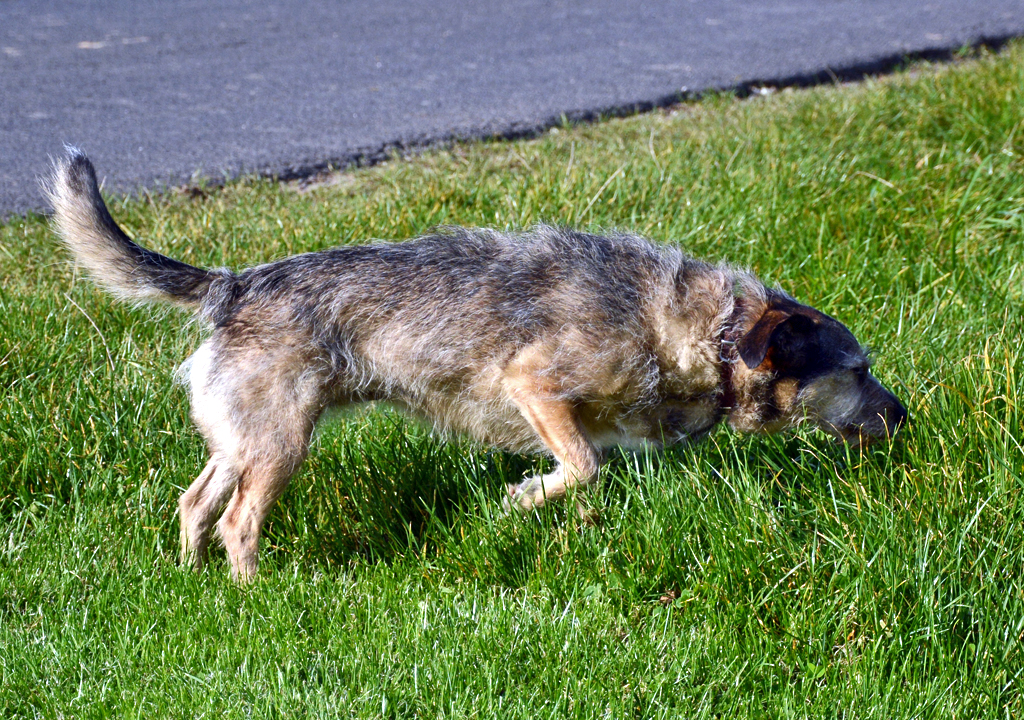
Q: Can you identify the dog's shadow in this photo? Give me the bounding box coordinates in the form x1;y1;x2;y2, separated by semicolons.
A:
256;410;541;569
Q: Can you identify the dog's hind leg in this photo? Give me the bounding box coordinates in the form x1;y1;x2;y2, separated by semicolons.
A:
184;339;324;581
502;373;601;516
211;367;321;582
178;457;240;569
215;428;311;582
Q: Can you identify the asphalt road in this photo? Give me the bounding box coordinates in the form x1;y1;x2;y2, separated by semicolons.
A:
3;0;1023;217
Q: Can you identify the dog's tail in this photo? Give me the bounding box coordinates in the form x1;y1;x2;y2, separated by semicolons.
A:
45;148;235;313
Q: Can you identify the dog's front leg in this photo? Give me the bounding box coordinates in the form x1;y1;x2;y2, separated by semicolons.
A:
502;376;601;516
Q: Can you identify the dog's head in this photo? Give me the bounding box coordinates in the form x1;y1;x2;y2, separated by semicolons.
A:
730;293;907;445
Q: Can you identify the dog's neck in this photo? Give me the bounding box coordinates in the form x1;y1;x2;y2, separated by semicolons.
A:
718;287;784;434
718;293;750;417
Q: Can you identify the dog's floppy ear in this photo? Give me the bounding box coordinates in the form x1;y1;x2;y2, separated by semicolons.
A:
736;308;817;369
736;308;791;369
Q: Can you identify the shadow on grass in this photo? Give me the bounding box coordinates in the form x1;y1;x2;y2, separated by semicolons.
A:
259;409;541;570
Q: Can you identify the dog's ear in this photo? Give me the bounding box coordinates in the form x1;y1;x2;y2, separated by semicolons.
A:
736;309;817;370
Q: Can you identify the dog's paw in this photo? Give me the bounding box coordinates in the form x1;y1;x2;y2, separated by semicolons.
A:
502;475;547;514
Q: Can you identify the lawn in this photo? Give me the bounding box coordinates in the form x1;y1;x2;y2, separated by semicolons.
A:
1;43;1022;718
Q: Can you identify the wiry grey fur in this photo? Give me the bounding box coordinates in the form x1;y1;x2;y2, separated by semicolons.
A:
47;150;907;581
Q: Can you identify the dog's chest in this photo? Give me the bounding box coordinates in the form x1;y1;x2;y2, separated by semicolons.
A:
579;389;721;450
579;341;724;448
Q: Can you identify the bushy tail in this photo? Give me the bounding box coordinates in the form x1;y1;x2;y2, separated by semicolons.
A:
45;148;233;310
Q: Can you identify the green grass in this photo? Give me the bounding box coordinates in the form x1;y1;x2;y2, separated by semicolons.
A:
2;44;1024;718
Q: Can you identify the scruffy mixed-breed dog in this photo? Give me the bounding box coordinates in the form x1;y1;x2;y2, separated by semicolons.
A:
48;150;906;581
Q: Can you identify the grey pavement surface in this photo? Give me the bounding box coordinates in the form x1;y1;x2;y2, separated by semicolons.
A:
2;0;1024;218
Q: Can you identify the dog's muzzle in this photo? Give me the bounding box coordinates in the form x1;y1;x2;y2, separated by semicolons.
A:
836;380;908;447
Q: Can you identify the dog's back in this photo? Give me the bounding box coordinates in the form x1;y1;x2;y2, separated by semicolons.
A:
221;227;687;411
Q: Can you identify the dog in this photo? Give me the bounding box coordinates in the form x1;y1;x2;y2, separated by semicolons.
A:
47;150;907;581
